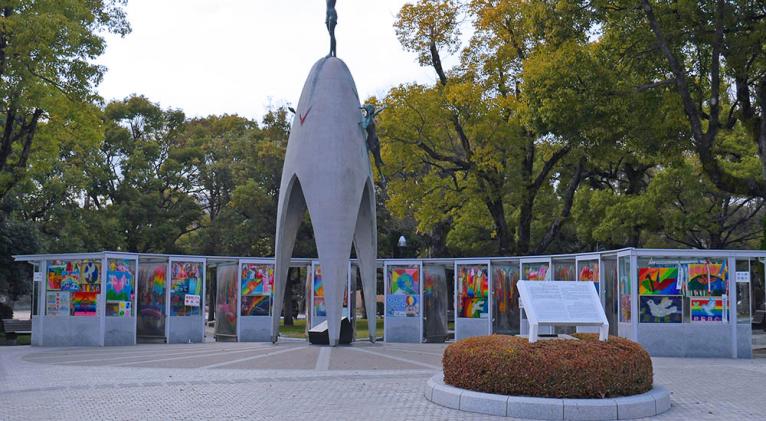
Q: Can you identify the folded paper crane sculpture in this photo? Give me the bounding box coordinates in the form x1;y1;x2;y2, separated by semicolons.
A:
271;57;378;346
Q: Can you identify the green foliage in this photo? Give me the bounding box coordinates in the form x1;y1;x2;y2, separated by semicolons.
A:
0;0;129;200
0;213;38;300
442;334;653;398
395;0;462;67
597;0;766;198
645;159;764;248
1;0;765;268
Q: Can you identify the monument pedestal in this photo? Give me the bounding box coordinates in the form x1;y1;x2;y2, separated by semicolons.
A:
308;317;353;345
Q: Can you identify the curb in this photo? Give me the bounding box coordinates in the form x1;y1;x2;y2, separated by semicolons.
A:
425;373;671;420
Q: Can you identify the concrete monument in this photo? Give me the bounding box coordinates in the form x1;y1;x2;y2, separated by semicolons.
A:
272;3;377;346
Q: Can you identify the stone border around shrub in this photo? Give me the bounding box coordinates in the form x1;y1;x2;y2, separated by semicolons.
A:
425;373;671;420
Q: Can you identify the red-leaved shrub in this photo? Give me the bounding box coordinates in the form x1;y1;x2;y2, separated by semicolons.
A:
442;334;652;398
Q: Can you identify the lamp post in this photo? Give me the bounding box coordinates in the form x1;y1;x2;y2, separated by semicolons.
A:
393;235;407;258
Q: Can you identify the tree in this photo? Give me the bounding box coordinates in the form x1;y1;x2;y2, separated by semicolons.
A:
89;95;202;253
647;157;764;249
0;0;129;201
601;0;766;198
0;211;38;301
385;0;603;255
181;114;256;255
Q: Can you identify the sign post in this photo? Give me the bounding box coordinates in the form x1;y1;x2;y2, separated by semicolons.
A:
517;281;608;343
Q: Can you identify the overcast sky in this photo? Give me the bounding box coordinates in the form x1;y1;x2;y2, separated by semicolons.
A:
97;0;462;121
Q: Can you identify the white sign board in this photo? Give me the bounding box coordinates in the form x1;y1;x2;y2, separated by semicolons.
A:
735;271;750;283
184;294;201;307
33;272;43;283
517;281;608;343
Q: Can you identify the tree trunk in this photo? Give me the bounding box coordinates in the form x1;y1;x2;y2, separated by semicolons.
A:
533;158;585;254
624;162;650;247
207;274;215;322
517;139;536;254
486;196;512;255
428;220;451;257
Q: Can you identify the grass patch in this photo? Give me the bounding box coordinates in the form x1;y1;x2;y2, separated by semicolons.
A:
279;318;383;340
0;333;30;346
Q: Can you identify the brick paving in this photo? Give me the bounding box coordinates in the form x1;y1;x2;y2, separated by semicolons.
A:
1;340;765;420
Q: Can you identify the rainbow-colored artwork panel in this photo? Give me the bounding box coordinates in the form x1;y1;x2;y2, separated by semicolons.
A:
47;262;65;290
106;260;134;302
578;261;599;283
492;265;519;316
523;263;548;281
313;297;326;318
638;267;680;295
690;297;724;323
457;264;489;319
137;263;166;337
240;264;274;296
139;265;166;319
687;263;727;296
71;291;98;316
390;267;419;295
59;261;81;292
620;294;631;322
216;265;238;335
313;265;324;298
578;260;600;293
170;262;202;316
387;265;420;317
241;295;270;317
554;262;576;281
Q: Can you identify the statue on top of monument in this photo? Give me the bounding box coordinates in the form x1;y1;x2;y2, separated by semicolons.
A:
326;0;337;57
361;103;386;181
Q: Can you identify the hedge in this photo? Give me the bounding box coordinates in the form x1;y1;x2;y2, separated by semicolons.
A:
442;334;652;398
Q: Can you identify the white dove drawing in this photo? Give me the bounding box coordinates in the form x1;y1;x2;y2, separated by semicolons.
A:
701;298;717;316
646;297;678;318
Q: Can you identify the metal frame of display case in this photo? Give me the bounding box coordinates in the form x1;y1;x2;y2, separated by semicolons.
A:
103;253;140;346
454;260;492;340
488;259;521;336
383;260;424;343
166;256;206;344
237;258;275;342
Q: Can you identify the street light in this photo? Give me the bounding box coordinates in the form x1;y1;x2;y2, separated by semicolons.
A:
397;235;407;248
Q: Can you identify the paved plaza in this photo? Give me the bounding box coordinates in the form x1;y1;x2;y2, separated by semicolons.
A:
1;340;765;420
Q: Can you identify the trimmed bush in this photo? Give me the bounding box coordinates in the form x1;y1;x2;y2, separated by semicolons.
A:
442;334;652;398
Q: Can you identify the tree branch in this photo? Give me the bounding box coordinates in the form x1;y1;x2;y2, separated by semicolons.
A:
533;158;585;254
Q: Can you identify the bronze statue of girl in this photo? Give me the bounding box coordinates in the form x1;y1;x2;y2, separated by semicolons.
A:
326;0;337;57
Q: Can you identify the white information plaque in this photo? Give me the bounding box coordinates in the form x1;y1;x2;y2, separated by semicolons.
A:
184;294;201;307
735;271;750;283
517;281;608;343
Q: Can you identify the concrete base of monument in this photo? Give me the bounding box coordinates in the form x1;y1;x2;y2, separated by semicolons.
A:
425;373;671;420
308;317;353;345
